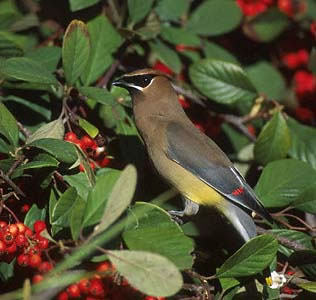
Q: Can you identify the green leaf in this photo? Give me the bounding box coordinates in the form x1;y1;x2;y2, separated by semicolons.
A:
62;20;90;85
123;202;194;270
216;235;278;278
70;195;86;240
75;146;96;186
52;187;78;227
246;8;289;42
69;0;100;12
0;102;18;146
203;41;239;65
93;165;137;236
78;86;116;105
189;59;257;104
287;117;316;169
83;169;121;227
155;0;190;21
269;229;313;257
64;172;92;200
128;0;154;25
297;282;316;293
0;57;58;85
186;0;242;36
108;250;183;297
0;260;15;282
28;138;78;164
81;15;122;86
16;153;59;171
24;204;46;229
246;61;286;99
0;34;23;58
25;46;61;72
78;118;99;139
254;112;291;165
160;26;200;46
150;40;182;73
291;183;316;214
10;13;39;32
26;118;64;144
49;188;58;224
255;159;316;208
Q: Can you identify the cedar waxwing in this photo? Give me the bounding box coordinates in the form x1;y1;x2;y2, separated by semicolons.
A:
113;69;273;280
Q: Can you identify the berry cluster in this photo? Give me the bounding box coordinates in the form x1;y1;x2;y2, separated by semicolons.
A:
236;0;275;16
282;49;309;69
0;220;52;272
56;261;165;300
64;132;111;171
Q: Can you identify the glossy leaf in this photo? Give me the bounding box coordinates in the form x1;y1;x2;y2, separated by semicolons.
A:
24;204;46;229
69;0;99;12
52;187;78;227
0;102;18;146
246;61;286;99
62;20;90;85
160;26;200;46
25;46;61;72
128;0;154;25
216;235;278;278
186;0;242;36
255;159;316;207
75;146;95;187
150;40;182;73
70;195;86;240
269;229;313;257
78;86;116;105
291;183;316;214
123;202;194;270
26;118;64;144
78;118;98;139
254;112;291;165
28;138;78;164
245;8;289;42
16;153;59;171
83;169;121;227
203;41;239;64
81;15;122;85
155;0;190;21
190;59;257;104
63;173;92;201
108;250;183;297
1;57;58;85
297;282;316;293
287;117;316;169
0;34;23;58
93;165;137;235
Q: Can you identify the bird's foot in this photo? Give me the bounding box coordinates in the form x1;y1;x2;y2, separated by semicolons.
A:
168;210;185;225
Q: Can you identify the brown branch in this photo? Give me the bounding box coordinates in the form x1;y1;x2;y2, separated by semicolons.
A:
0;170;25;197
17;122;31;138
97;59;121;88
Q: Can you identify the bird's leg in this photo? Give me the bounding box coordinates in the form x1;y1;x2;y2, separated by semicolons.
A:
169;197;200;223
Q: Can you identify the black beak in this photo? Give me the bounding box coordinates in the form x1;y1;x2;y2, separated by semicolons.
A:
112;77;127;88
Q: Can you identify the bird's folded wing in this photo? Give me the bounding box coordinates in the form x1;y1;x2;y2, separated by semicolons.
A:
165;122;272;223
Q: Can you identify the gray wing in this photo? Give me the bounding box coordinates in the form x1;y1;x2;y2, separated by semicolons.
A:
165;122;272;223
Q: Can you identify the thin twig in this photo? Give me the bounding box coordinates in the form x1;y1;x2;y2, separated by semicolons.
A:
0;170;25;197
97;59;121;88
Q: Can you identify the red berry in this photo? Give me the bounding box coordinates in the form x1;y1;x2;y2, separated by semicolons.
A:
3;232;15;245
80;135;96;149
295;107;314;122
0;221;7;229
16;223;26;234
78;278;91;294
98;157;111;168
153;61;173;75
33;220;46;234
15;234;28;247
0;240;7;254
178;95;190;109
96;261;114;273
67;283;81;298
38;261;53;273
6;243;17;254
32;274;44;284
58;291;69;300
89;279;105;297
28;246;42;256
79;164;85;172
21;204;30;214
65;132;79;144
29;254;42;268
8;224;19;237
25;227;33;238
17;254;30;266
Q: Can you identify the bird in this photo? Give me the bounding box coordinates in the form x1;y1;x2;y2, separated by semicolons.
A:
112;68;273;282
